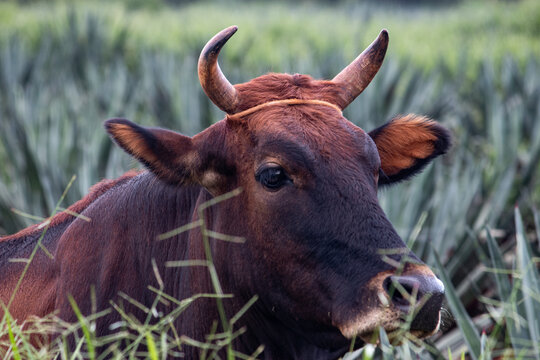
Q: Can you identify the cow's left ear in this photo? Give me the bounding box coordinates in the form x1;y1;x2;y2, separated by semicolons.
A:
105;118;197;185
368;115;451;185
105;119;230;193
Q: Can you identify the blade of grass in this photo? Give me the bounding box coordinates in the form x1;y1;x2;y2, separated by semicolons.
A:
146;331;159;360
68;295;96;360
379;327;393;360
433;250;481;360
514;207;540;360
5;312;21;360
484;226;530;355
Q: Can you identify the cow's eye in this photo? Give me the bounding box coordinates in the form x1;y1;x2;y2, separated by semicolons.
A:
256;165;290;190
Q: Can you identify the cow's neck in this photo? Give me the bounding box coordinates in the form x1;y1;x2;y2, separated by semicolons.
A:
232;304;351;359
128;174;350;359
175;302;351;359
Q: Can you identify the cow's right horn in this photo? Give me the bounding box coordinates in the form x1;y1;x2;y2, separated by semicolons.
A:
198;26;240;114
332;29;389;109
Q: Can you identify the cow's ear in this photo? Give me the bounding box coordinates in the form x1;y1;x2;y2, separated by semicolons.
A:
368;115;451;185
105;118;199;185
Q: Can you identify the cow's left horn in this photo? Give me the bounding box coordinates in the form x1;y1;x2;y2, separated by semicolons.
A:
198;26;240;114
332;29;389;109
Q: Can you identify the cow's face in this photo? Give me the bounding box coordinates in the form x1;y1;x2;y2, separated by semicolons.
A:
105;26;449;344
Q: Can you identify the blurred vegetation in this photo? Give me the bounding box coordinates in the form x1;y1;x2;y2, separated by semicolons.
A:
0;0;539;359
0;0;539;74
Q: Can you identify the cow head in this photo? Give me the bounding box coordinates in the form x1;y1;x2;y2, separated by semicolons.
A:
105;26;449;347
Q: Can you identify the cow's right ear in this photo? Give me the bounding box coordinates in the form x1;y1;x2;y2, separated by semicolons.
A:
368;115;451;185
105;119;198;185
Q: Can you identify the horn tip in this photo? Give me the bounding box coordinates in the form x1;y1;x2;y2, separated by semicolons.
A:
198;26;240;114
199;25;239;64
379;29;389;42
223;25;238;38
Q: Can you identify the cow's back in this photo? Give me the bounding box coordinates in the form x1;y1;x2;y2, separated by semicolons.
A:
0;171;140;321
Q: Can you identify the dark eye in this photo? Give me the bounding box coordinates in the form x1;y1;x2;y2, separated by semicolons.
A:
256;165;290;190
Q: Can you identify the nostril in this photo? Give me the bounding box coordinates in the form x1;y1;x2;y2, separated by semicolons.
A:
396;282;415;301
384;276;421;308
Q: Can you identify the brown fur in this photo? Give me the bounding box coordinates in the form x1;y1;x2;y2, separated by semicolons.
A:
234;73;350;111
372;115;438;175
369;114;451;184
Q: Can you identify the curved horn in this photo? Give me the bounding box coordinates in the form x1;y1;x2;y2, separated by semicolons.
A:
198;26;240;114
332;29;389;108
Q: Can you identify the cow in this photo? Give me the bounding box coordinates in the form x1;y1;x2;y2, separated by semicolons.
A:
0;26;450;359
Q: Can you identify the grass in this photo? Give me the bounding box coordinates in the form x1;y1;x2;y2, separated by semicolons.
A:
0;0;539;74
0;0;539;358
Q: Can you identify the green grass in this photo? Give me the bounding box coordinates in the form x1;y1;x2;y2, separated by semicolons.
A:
0;0;539;74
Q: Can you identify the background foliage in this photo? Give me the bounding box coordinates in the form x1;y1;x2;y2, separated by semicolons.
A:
0;0;539;359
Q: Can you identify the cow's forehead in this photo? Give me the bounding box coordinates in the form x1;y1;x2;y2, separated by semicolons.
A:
230;104;379;170
222;72;382;169
248;103;354;134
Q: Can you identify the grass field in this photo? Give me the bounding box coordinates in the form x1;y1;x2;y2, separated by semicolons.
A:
1;0;539;358
0;0;539;73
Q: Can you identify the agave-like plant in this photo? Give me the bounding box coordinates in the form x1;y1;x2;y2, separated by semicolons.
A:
430;208;540;360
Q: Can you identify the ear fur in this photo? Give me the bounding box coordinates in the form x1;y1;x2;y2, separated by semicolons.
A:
104;118;197;185
369;115;451;185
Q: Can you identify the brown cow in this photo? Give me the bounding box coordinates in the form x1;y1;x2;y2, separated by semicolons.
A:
0;26;450;359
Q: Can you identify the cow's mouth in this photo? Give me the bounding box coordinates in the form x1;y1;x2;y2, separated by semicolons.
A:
335;264;445;344
337;307;442;345
360;316;441;345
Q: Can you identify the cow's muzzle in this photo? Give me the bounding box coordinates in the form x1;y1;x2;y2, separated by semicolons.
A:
383;273;445;334
336;264;445;342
